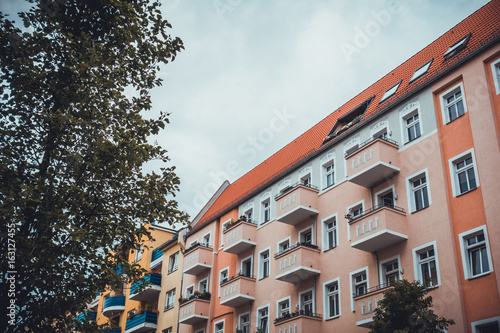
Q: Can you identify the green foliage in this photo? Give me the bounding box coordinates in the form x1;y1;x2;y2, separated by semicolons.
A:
370;279;455;333
0;0;187;331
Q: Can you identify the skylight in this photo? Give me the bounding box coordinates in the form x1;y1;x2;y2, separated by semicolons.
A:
444;34;471;59
410;59;433;83
380;81;402;103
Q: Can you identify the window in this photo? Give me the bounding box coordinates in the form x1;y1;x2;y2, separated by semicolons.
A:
472;316;500;333
277;298;290;318
382;259;400;285
299;227;312;245
404;112;421;143
168;252;179;274
301;173;311;186
220;268;228;285
244;208;253;223
323;215;337;251
259;249;270;279
134;245;143;262
413;243;440;288
380;81;402;103
353;271;367;297
491;58;500;95
459;226;493;279
410;59;433;83
202;232;211;246
376;187;394;208
165;289;175;311
323;162;335;189
186;285;194;298
262;199;271;224
239;313;250;333
278;238;290;254
162;328;172;333
257;307;269;333
440;83;467;124
449;149;479;197
199;278;208;293
221;220;230;246
444;34;470;59
214;319;224;333
407;170;430;212
347;201;364;220
324;279;340;319
241;257;252;277
300;290;313;315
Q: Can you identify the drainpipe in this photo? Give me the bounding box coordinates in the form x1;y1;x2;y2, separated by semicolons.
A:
314;216;318;246
374;251;380;288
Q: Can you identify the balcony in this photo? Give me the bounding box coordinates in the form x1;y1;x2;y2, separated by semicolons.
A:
129;272;161;301
220;273;256;307
349;204;407;253
353;284;392;328
345;137;399;188
76;311;97;323
275;183;319;226
179;297;211;325
223;219;257;255
183;243;213;276
124;310;157;333
274;243;321;284
102;295;125;317
149;248;163;270
274;312;322;333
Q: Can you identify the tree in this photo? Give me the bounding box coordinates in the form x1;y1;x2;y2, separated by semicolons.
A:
0;0;187;331
370;279;455;333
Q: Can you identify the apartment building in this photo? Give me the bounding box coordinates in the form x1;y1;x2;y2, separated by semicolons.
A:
88;223;181;333
178;2;500;333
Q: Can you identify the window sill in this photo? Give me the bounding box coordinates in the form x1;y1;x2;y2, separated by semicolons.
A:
410;205;430;214
455;186;478;198
325;315;340;321
404;134;422;145
467;271;491;281
167;268;178;275
445;113;466;125
322;246;337;253
258;276;269;281
164;305;174;312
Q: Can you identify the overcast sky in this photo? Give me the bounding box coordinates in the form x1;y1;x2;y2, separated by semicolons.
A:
1;0;490;223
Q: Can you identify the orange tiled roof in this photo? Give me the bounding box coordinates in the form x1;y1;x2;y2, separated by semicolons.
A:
190;0;500;232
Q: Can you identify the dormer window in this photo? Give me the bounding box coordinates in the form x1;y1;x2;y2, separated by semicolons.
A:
380;81;402;103
410;59;433;83
444;34;471;59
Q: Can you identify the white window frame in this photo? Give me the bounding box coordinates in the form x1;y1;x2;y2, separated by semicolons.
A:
323;277;341;320
374;185;395;208
322;160;335;190
299;287;315;314
406;168;432;213
401;107;422;144
163;328;173;333
322;213;338;252
185;284;194;298
261;197;271;226
380;80;402;103
439;82;467;124
448;148;480;197
277;236;291;254
238;312;251;333
276;296;291;319
471;316;500;333
350;267;369;311
168;251;179;274
491;58;500;95
198;277;209;293
412;241;441;288
189;239;199;248
256;304;269;333
258;247;271;280
165;288;175;311
244;208;253;223
202;231;211;247
298;225;313;245
221;219;231;246
134;245;143;262
240;255;253;277
459;225;493;280
410;59;433;83
444;34;470;59
379;255;401;286
213;318;225;333
218;267;229;297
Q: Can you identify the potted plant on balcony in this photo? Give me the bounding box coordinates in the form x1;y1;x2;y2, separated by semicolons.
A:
239;215;247;222
255;327;264;333
178;297;186;304
193;290;201;299
201;291;211;300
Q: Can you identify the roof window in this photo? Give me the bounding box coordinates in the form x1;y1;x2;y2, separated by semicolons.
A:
410;59;433;83
444;34;471;59
380;81;402;103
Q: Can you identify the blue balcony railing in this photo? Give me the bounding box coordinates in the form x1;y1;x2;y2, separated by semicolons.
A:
76;311;97;322
103;296;125;310
125;310;157;330
151;249;163;262
129;273;161;295
103;328;121;333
